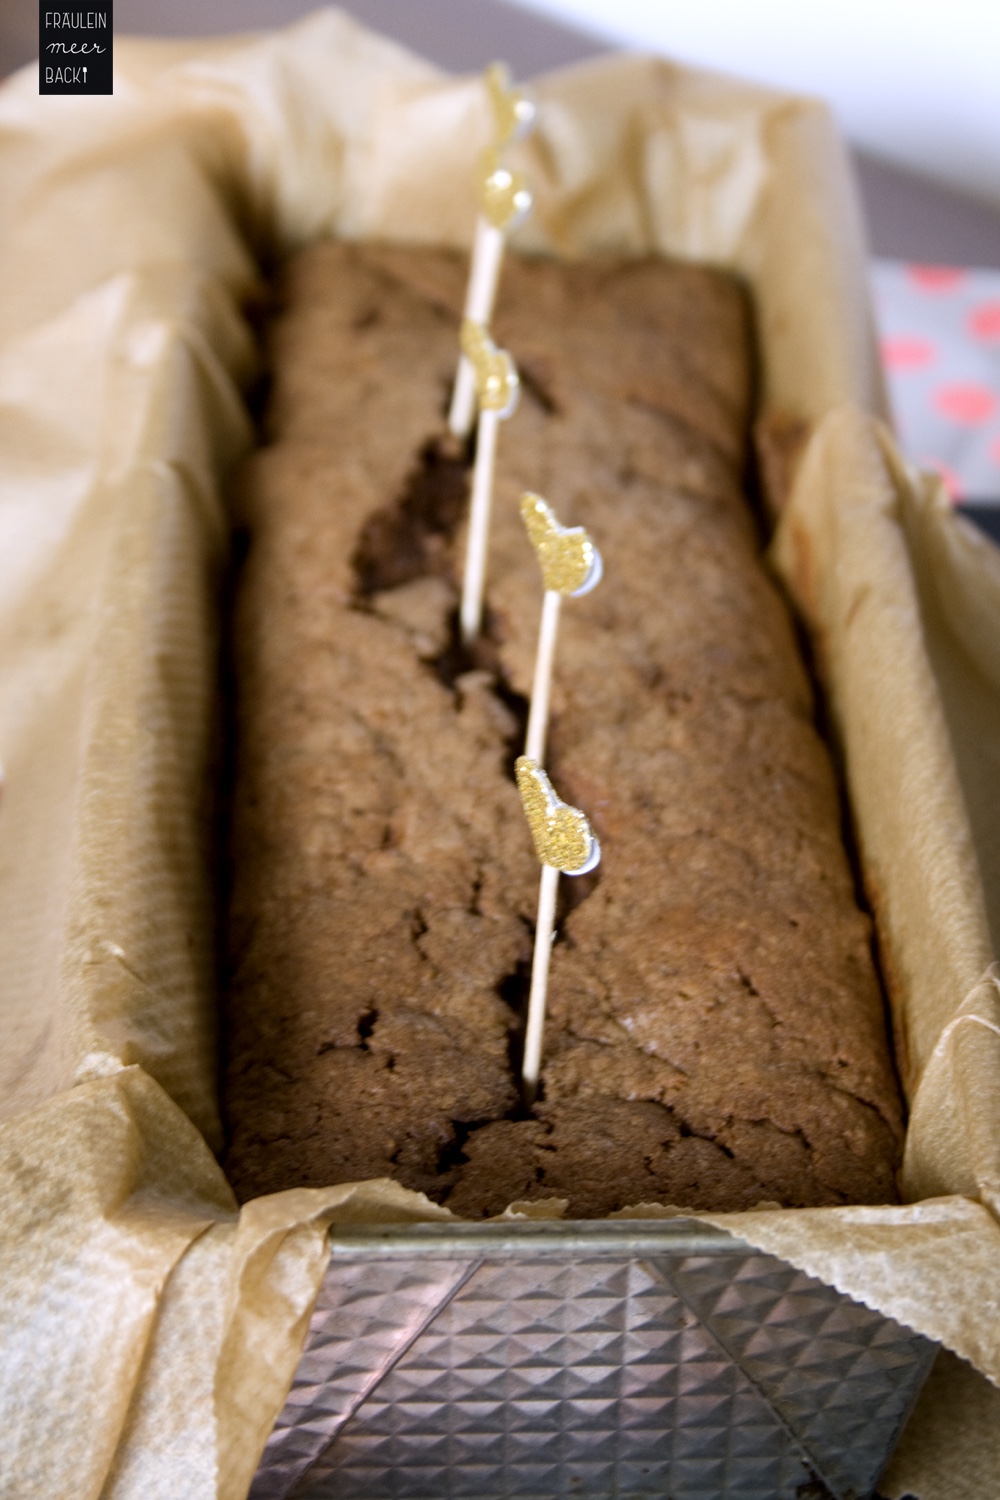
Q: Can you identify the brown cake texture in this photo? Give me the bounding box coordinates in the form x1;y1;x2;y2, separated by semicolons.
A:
223;241;904;1215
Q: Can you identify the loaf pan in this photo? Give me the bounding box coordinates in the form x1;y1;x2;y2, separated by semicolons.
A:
250;1219;935;1499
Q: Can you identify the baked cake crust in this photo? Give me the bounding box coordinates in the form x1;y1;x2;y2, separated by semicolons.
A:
222;242;903;1216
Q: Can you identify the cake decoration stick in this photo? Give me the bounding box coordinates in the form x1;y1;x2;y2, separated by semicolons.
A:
516;757;600;1102
459;323;519;645
520;493;603;762
448;64;535;439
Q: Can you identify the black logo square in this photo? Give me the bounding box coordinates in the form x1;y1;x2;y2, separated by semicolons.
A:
40;5;114;95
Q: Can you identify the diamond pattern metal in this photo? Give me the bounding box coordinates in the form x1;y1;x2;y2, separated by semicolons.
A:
249;1258;473;1498
664;1252;935;1499
249;1222;934;1500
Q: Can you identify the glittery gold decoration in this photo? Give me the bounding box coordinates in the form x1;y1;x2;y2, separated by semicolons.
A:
516;757;600;875
485;62;536;147
520;492;601;596
461;318;519;414
478;147;532;231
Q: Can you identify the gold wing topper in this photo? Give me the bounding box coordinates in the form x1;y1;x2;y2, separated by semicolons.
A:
516;757;601;875
520;492;603;596
461;319;520;416
478;147;532;231
485;61;536;148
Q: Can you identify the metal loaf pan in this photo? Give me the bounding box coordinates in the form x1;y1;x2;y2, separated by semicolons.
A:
250;1219;935;1499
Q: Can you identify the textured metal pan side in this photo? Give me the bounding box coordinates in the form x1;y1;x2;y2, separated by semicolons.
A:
250;1220;936;1500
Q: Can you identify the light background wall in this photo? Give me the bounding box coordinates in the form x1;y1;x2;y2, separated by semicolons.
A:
516;0;1000;213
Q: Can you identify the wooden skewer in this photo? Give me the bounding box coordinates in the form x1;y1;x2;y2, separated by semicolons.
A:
460;407;500;644
522;862;559;1101
448;217;506;439
524;590;561;763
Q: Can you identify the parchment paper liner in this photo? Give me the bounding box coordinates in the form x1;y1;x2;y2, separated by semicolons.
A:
0;11;997;1496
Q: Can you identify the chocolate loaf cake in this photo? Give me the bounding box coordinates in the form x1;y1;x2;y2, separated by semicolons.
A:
222;241;903;1216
